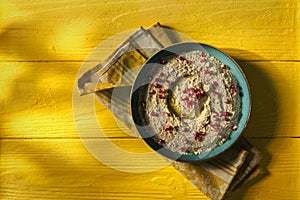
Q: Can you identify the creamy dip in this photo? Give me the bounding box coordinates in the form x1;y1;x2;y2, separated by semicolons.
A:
139;50;241;155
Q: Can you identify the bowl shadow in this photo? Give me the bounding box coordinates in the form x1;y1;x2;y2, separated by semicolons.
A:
222;49;279;199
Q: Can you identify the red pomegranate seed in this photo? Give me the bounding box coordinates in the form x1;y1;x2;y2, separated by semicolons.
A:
153;82;161;88
151;111;158;116
225;112;232;116
195;135;200;141
181;97;188;101
185;60;191;65
222;116;230;121
201;52;207;57
179;55;185;60
200;91;206;96
159;88;165;93
203;70;209;74
182;127;189;132
163;112;170;117
188;93;195;98
211;81;218;87
221;64;227;69
196;91;201;98
159;94;165;99
140;101;146;108
232;90;237;96
165;125;173;132
158;139;165;144
149;89;156;94
230;84;236;89
224;99;230;104
160;59;166;64
232;125;238;130
200;58;206;63
198;131;206;136
183;88;189;93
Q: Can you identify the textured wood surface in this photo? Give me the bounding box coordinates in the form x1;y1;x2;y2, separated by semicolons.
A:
1;0;300;199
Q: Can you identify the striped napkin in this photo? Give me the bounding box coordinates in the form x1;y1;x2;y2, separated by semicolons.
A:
78;23;262;199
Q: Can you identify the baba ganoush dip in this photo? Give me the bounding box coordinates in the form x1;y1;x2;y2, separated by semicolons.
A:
138;50;241;155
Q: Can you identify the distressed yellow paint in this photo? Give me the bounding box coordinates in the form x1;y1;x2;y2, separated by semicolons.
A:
0;0;300;199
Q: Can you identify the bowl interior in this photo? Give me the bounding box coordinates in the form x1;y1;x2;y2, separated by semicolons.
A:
131;42;251;162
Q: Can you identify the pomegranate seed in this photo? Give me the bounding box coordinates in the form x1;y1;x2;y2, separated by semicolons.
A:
198;131;206;136
181;114;187;119
158;139;165;144
193;87;200;93
181;97;188;101
179;55;185;60
232;125;238;130
232;90;237;96
159;88;165;93
155;77;160;82
221;64;227;69
163;112;170;117
222;116;230;121
203;70;209;74
187;103;192;108
187;100;194;106
224;99;230;104
140;101;146;108
151;111;158;116
149;89;156;94
185;60;191;65
159;94;165;99
196;91;201;98
183;88;189;93
153;82;161;88
224;112;232;116
217;134;223;138
195;135;200;141
212;111;218;116
200;58;206;63
200;91;206;96
210;71;217;75
182;127;189;132
188;93;195;98
211;81;218;87
201;52;207;57
230;84;236;89
160;59;166;64
216;125;222;130
165;125;173;132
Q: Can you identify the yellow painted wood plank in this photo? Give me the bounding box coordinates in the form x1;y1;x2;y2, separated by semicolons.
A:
0;138;299;199
0;0;298;61
1;61;299;139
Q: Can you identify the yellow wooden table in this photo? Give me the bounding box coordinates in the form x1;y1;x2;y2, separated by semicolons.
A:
1;1;299;199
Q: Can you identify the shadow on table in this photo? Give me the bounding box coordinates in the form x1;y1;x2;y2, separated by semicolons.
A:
223;49;278;200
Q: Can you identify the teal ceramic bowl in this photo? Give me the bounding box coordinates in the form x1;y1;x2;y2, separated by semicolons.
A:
131;42;251;162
